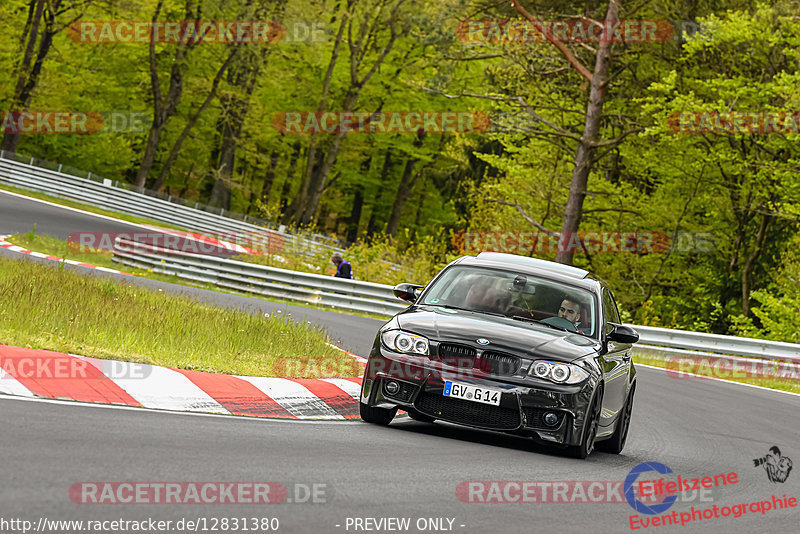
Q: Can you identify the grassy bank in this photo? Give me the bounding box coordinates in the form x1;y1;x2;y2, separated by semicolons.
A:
0;257;359;377
7;230;203;287
633;351;800;395
10;228;120;270
7;231;391;320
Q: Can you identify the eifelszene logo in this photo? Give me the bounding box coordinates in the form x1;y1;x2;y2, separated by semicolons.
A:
625;462;678;515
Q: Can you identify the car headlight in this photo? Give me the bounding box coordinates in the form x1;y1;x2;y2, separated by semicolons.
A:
381;330;429;355
528;360;589;384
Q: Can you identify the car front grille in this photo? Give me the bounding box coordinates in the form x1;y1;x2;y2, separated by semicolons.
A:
523;407;566;429
415;391;521;430
438;343;477;358
382;380;416;403
437;344;520;377
478;351;520;376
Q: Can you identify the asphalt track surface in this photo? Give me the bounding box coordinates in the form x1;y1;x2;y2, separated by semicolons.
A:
1;189;799;533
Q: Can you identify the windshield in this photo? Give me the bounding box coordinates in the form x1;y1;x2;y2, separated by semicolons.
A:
421;265;597;337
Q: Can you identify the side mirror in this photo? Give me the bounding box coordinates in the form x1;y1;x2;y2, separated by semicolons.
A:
607;323;639;344
393;283;424;304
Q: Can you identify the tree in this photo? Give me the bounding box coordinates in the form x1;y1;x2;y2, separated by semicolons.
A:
286;0;408;225
134;0;204;189
1;0;93;153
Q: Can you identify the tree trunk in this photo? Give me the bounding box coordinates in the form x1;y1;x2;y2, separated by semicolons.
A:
386;158;417;236
555;0;620;265
151;47;240;191
134;0;199;188
366;151;393;237
741;213;771;317
286;2;350;223
260;150;281;202
346;187;364;243
290;0;403;225
1;0;57;153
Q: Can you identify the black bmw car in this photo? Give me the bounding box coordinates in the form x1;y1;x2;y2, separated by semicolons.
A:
360;252;639;459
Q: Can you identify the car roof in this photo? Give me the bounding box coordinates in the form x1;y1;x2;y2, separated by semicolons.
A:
454;252;602;293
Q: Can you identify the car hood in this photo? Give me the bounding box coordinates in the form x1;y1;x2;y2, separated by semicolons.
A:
396;306;601;362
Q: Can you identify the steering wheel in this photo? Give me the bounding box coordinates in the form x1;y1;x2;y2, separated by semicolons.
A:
540;316;578;332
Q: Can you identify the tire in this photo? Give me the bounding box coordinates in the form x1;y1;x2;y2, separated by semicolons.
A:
406;409;435;423
566;390;601;459
360;402;398;425
596;387;634;454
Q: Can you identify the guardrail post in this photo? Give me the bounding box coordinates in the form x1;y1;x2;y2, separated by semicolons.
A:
58;163;62;172
29;157;34;165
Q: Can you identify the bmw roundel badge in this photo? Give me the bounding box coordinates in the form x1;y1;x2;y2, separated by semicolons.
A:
476;338;490;345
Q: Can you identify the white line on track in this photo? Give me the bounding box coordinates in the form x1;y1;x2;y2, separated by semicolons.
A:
636;363;800;398
0;369;35;397
76;357;232;414
0;188;158;232
320;378;362;399
236;376;344;419
0;393;360;424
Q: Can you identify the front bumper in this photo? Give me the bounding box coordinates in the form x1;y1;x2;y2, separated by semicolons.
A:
361;346;598;447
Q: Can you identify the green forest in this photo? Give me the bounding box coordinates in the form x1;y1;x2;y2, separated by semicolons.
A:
1;0;799;342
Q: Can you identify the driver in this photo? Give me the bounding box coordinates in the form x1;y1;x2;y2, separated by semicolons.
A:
558;297;584;330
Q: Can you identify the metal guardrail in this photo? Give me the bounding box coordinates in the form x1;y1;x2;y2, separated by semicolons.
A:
629;325;800;362
111;236;800;361
0;151;343;257
112;237;408;317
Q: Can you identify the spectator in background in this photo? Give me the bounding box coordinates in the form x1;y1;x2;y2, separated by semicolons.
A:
331;253;353;279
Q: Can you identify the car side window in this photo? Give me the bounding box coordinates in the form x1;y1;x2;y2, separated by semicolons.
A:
602;288;620;335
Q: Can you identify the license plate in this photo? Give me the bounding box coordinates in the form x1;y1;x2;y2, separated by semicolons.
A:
443;381;501;406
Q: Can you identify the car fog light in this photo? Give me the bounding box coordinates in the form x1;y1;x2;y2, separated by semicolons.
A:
385;380;400;395
544;412;559;426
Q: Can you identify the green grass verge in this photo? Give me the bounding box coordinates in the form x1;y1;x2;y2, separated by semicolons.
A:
0;256;361;378
7;231;392;321
8;230;203;287
633;350;800;395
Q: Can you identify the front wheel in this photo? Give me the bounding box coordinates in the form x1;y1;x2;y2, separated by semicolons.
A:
566;391;601;459
596;387;634;454
360;403;398;425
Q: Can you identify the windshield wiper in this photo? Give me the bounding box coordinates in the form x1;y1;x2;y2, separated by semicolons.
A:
512;315;571;332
